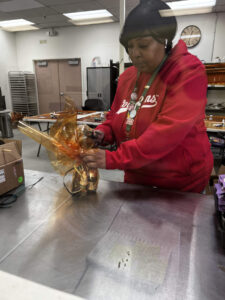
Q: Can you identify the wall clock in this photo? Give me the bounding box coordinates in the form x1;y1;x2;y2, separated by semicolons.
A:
180;25;201;48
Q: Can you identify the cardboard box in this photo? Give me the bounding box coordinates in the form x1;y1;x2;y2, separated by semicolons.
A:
0;139;24;196
218;164;225;176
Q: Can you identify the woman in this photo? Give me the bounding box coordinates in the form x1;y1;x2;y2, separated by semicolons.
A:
81;0;213;193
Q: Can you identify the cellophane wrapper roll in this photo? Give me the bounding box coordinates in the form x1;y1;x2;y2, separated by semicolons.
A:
18;98;99;195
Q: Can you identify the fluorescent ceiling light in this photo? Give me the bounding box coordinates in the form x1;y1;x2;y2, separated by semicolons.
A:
3;25;39;32
64;9;112;20
0;19;38;31
0;19;34;27
69;18;114;26
161;0;216;16
166;0;216;10
64;9;114;25
160;7;213;16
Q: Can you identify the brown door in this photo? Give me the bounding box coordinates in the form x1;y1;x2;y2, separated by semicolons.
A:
35;59;82;114
35;60;60;113
58;59;82;110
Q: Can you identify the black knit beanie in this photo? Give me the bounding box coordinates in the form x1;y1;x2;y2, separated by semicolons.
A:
120;0;177;53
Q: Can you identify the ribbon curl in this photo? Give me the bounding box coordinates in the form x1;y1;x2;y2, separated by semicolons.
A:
18;97;99;195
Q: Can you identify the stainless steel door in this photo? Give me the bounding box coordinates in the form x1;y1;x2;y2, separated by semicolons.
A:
87;67;110;110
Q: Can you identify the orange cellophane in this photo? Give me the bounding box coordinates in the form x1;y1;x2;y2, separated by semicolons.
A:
18;97;99;194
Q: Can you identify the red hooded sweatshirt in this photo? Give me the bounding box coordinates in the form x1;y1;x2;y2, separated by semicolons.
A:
97;40;213;193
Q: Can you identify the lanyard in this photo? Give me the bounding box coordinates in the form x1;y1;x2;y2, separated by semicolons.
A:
125;54;168;137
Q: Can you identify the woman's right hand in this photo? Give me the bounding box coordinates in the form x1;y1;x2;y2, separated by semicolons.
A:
91;130;104;145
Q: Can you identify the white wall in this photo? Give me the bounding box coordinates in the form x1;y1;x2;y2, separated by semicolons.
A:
174;13;225;106
213;12;225;60
1;11;225;109
15;23;120;105
174;13;217;62
0;30;18;110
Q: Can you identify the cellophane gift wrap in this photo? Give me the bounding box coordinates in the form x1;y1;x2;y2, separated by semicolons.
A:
18;98;99;195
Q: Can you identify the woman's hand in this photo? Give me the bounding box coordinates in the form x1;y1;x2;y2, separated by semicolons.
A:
81;149;106;169
92;130;104;145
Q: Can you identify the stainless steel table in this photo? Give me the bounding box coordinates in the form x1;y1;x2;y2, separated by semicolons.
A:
0;170;224;300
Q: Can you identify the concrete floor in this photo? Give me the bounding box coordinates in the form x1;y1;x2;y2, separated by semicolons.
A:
12;125;124;183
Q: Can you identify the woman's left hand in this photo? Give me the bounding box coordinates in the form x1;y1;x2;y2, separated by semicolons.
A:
81;149;106;169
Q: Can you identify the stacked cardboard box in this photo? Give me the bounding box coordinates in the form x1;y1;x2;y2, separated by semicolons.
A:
0;139;24;196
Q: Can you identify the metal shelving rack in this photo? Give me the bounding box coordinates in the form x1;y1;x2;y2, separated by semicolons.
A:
8;71;38;116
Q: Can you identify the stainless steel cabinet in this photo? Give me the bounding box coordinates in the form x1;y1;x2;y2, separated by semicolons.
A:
87;67;111;110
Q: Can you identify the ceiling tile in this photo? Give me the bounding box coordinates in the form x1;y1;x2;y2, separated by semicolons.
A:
36;0;89;5
26;14;68;24
95;0;119;9
96;0;139;10
52;1;103;14
106;7;119;20
8;7;58;18
0;10;12;21
0;0;224;31
36;21;71;29
216;0;225;4
127;0;139;10
214;4;225;12
0;0;43;12
103;1;139;20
